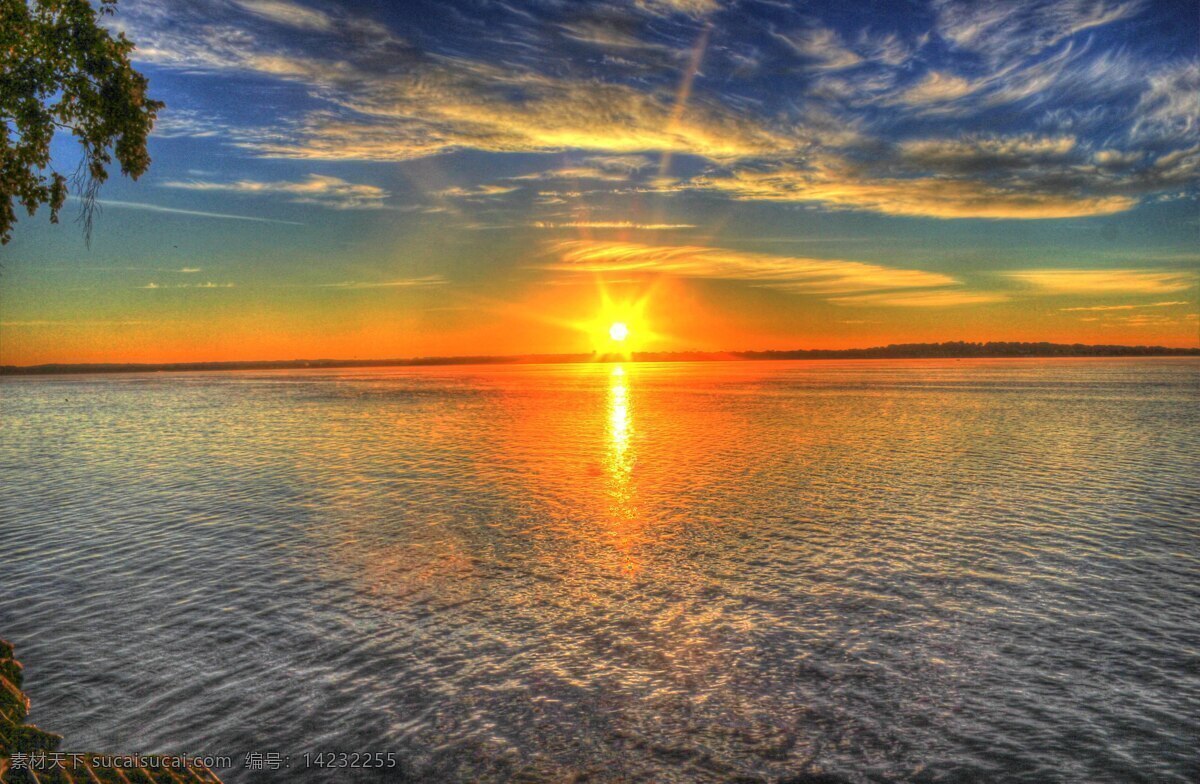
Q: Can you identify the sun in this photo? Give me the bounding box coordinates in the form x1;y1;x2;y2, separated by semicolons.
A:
572;281;659;355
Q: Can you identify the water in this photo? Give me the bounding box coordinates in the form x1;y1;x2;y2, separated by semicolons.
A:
2;359;1197;783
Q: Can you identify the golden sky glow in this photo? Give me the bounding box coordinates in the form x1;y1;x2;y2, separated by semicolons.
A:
0;0;1196;365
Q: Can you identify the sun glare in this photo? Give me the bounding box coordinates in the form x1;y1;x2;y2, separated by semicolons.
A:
568;278;662;356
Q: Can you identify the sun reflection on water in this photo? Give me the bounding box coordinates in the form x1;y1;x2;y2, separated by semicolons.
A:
604;364;641;574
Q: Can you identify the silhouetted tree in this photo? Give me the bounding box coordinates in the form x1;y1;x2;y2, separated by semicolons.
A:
0;0;161;245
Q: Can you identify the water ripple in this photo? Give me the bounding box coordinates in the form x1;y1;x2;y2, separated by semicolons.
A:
1;359;1197;783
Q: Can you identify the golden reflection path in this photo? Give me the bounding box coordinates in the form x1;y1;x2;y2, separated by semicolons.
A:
605;364;643;575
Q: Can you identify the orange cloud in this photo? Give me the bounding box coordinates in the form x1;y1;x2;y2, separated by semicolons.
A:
547;240;959;294
829;290;1009;307
1060;300;1190;311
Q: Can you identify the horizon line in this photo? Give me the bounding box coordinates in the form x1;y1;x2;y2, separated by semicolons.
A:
3;340;1199;376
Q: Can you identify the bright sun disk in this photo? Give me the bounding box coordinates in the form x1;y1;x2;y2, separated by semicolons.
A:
609;322;630;342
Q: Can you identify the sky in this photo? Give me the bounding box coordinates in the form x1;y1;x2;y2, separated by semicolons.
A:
1;0;1198;365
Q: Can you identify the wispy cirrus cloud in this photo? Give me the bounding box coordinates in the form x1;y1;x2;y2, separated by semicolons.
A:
898;71;979;105
511;166;632;183
933;0;1142;62
531;221;696;230
511;156;656;183
897;134;1077;170
1111;313;1192;327
162;175;388;209
314;276;447;289
436;185;520;199
251;82;796;162
587;155;655;174
682;130;1198;219
139;281;235;289
150;107;230;138
1131;60;1200;142
687;161;1135;219
634;0;720;17
230;0;334;32
771;22;916;72
115;2;797;162
546;240;958;294
560;19;677;52
91;198;303;225
1005;269;1197;294
770;26;863;70
114;0;1196;223
884;29;1145;122
829;290;1009;307
1061;300;1190;311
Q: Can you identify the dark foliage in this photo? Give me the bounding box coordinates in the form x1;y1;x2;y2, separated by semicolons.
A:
0;0;161;245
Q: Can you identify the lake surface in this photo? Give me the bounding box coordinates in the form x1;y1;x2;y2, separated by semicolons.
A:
2;359;1198;783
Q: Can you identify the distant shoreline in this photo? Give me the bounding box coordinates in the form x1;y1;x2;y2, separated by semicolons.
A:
2;341;1198;376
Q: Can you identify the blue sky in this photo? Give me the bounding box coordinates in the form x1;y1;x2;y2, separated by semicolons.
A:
2;0;1197;363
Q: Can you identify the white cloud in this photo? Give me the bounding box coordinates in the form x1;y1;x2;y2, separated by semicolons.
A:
139;281;235;289
231;0;333;31
633;0;720;17
92;198;302;225
934;0;1141;62
1132;60;1200;142
899;71;979;105
771;27;863;70
162;175;389;209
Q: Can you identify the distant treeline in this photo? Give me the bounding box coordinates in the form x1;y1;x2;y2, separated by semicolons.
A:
731;341;1200;360
2;341;1197;375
